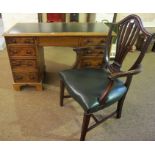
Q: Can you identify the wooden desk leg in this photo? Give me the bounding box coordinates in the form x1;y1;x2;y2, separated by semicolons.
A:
13;83;43;91
13;84;21;91
35;84;43;91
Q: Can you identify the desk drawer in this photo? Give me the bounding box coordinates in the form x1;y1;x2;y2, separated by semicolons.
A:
11;59;37;71
79;37;106;46
79;56;104;68
6;37;34;44
38;37;79;46
13;72;39;82
8;45;36;57
80;48;103;57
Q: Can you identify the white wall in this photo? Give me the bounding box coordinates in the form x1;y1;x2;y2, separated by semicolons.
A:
2;13;38;32
0;13;38;50
95;13;155;26
79;13;87;23
117;13;155;27
42;13;47;22
66;13;87;23
96;13;114;22
0;18;5;50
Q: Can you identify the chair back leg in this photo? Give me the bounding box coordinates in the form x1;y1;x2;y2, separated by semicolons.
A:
80;113;91;141
117;76;132;118
60;80;65;106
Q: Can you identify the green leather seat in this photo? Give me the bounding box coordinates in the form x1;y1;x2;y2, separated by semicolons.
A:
59;68;127;113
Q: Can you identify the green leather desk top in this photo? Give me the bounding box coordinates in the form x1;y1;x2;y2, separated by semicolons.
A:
4;22;115;37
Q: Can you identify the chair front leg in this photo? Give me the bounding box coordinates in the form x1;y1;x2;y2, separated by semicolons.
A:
60;80;65;107
116;94;126;118
80;113;91;141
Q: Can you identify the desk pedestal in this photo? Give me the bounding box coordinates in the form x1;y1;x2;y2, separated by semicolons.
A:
5;36;107;91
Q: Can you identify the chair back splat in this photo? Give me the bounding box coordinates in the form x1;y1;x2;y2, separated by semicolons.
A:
109;15;153;72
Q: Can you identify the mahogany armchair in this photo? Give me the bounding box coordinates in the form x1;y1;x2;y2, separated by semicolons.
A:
59;15;153;140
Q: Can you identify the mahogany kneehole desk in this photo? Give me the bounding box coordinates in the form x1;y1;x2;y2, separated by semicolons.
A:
4;22;113;91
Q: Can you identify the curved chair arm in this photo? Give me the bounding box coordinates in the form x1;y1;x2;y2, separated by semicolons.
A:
108;65;142;80
98;65;141;105
98;80;114;105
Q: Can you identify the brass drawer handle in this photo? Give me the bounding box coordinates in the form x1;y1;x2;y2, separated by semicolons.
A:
84;39;93;44
12;62;21;67
11;39;17;43
10;49;18;54
26;50;32;55
27;62;33;66
29;75;36;80
100;39;105;43
25;39;33;43
15;75;23;80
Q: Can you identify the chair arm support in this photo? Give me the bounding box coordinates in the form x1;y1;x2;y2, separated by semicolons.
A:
108;66;142;80
98;66;141;105
99;80;114;105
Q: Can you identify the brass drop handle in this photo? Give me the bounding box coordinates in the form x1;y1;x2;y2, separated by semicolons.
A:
27;61;33;66
25;39;32;43
15;75;23;80
100;39;105;43
13;61;21;66
29;75;36;80
11;39;17;43
26;50;32;55
84;39;93;44
11;49;18;54
83;62;91;67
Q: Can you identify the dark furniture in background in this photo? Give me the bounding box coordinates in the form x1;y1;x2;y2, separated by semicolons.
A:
70;13;79;22
59;15;153;140
47;13;66;22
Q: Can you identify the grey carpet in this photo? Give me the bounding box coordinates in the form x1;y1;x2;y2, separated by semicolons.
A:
0;47;155;140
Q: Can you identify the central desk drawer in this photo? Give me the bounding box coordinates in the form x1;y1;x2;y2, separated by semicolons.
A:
38;37;79;46
8;45;36;57
79;37;107;46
